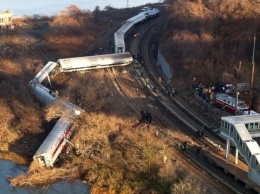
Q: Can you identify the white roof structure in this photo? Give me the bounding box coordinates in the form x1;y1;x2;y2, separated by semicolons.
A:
34;61;57;83
0;11;12;26
221;114;260;124
58;52;133;71
235;123;253;141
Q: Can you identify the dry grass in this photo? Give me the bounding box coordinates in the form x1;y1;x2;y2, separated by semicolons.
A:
2;4;225;193
9;111;214;193
163;0;260;78
162;0;260;109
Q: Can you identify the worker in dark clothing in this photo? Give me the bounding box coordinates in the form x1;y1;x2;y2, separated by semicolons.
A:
140;110;145;123
200;129;204;137
143;111;152;124
147;112;152;124
181;141;187;151
196;147;202;156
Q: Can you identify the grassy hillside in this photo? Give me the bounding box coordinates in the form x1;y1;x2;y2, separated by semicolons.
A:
160;0;260;110
1;5;223;194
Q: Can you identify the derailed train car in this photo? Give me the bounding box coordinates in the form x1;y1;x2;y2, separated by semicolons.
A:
114;7;160;53
57;52;133;72
33;116;74;167
31;8;158;168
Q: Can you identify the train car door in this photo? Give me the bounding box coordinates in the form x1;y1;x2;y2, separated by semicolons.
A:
117;46;123;53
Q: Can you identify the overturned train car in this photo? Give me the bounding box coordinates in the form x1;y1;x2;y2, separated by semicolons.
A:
57;52;133;72
33;116;74;167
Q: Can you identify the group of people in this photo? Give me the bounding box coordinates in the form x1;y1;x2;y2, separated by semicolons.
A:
140;110;152;124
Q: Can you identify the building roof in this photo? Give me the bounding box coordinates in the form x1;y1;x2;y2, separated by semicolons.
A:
221;114;260;124
0;11;13;17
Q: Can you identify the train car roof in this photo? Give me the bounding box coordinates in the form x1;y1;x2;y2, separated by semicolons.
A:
0;11;13;17
58;52;133;68
216;93;245;104
118;22;133;34
235;124;253;141
246;140;260;155
34;61;57;83
127;12;146;23
144;8;160;15
119;13;146;34
221;114;260;124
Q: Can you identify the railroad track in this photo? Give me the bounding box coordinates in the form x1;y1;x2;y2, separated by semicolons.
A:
31;16;256;194
105;19;256;194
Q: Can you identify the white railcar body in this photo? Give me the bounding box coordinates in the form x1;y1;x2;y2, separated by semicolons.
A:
144;8;160;18
57;52;133;72
114;8;160;53
31;8;160;168
114;32;125;53
34;61;58;83
29;81;57;106
29;81;83;116
33;116;73;167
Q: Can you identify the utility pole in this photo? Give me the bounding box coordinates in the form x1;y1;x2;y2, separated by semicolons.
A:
127;0;129;8
249;35;256;109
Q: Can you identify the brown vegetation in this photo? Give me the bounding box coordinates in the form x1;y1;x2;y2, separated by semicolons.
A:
1;4;228;194
161;0;260;110
10;112;218;193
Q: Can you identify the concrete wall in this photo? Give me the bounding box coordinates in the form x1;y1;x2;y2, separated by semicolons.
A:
157;49;172;79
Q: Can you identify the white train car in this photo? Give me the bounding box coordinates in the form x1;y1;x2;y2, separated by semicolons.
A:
29;81;83;115
114;8;160;53
30;8;160;168
33;116;74;167
57;52;133;72
144;8;160;18
114;31;125;53
29;80;57;106
34;61;58;83
220;115;260;186
114;13;146;53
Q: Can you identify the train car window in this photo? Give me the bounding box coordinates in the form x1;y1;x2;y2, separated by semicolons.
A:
238;137;242;145
249;123;254;129
256;123;259;129
245;124;249;129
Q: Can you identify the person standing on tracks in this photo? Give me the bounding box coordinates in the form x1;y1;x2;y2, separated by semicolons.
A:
196;147;202;156
147;112;152;124
217;145;221;153
182;141;187;151
158;76;162;84
140;110;145;123
145;111;152;124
